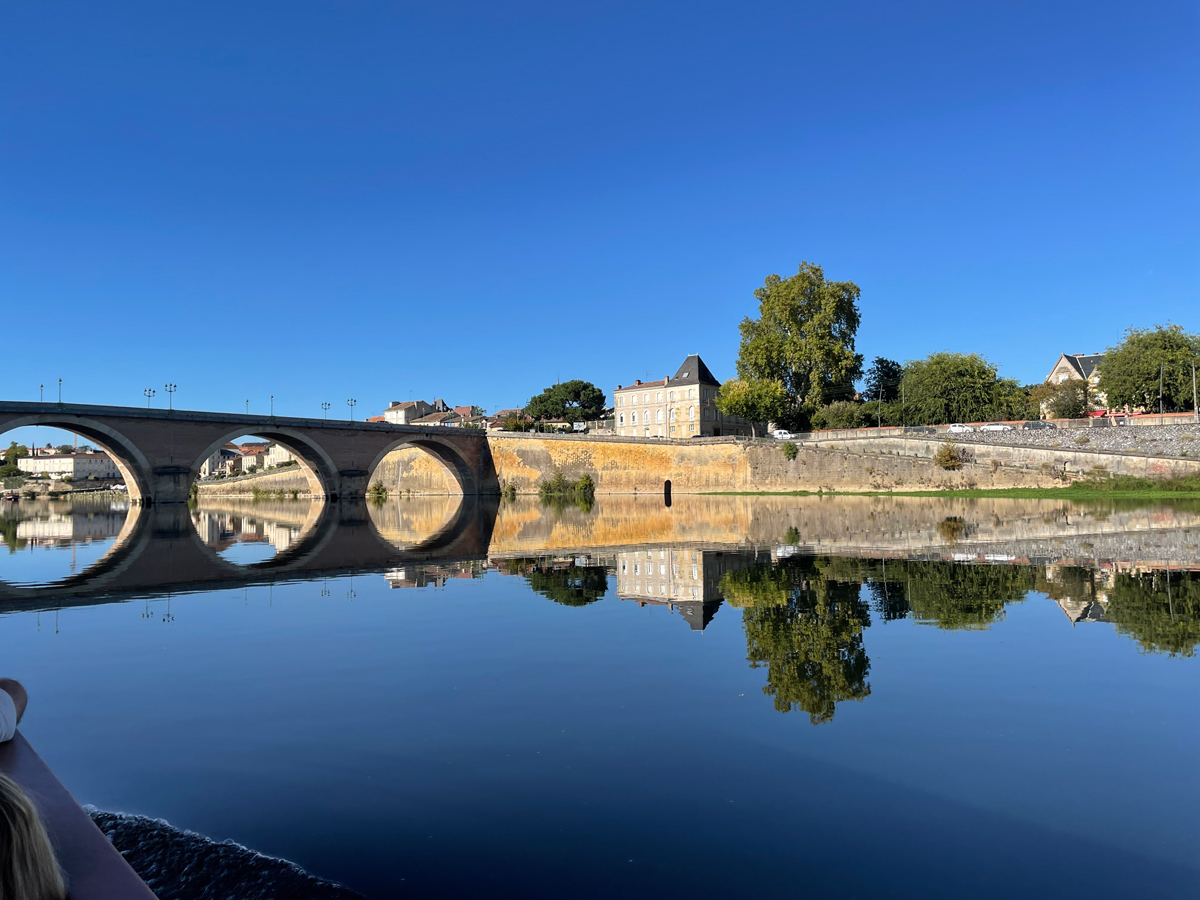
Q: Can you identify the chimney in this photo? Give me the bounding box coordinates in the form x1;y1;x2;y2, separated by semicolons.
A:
635;380;641;385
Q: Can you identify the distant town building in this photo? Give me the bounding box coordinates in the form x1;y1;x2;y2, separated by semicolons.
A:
199;444;242;478
383;400;434;424
613;354;756;438
264;443;296;468
17;451;121;481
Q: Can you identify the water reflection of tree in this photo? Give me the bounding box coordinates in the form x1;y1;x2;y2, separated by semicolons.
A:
0;512;23;553
499;558;608;607
722;558;871;724
1105;571;1200;657
881;561;1033;631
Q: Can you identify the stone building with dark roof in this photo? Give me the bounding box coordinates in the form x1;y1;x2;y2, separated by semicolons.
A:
1046;352;1108;408
612;353;757;438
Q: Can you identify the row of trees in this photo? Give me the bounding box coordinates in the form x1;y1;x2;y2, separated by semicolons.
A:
715;262;1199;430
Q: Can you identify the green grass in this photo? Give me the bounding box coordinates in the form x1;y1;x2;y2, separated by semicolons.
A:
700;475;1200;500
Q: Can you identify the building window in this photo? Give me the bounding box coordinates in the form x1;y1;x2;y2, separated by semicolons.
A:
656;409;664;423
670;425;676;433
669;409;676;422
643;393;649;403
689;424;695;433
631;412;638;424
688;406;695;420
645;427;650;436
669;391;675;401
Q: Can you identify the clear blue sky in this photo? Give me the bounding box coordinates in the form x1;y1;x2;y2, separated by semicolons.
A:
2;1;1197;428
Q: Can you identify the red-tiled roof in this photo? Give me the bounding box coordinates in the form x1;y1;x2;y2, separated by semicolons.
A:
366;415;386;423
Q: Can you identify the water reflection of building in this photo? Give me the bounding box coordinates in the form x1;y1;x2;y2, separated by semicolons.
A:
384;562;489;588
190;511;303;553
15;512;128;546
615;546;762;630
1040;564;1111;624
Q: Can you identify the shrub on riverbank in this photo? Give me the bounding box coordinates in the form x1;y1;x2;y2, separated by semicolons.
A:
538;472;595;511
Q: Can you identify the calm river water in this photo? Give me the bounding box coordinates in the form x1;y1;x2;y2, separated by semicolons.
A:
1;494;1198;899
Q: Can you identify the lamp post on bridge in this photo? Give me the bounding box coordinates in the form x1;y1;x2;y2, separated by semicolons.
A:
245;400;249;415
164;383;177;411
57;378;62;409
270;395;275;417
39;384;43;402
347;398;356;422
321;402;331;420
143;388;156;408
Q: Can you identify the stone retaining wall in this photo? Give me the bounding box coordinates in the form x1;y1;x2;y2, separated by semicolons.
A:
378;433;1065;495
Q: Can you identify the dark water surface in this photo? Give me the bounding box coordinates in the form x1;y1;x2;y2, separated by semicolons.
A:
2;495;1198;898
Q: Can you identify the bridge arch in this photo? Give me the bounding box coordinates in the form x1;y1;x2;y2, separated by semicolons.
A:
190;427;338;499
364;436;476;496
0;414;152;502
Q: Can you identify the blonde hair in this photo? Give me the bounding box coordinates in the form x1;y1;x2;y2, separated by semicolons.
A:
0;773;66;900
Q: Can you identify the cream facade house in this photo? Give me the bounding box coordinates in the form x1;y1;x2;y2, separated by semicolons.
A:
1045;352;1107;409
17;451;121;481
613;354;755;438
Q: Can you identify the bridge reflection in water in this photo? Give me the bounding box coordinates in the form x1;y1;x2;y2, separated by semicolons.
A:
3;495;1197;680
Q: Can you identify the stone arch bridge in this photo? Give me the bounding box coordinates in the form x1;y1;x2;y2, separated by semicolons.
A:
0;401;498;504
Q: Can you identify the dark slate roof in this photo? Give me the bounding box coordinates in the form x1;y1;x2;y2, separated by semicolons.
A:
669;354;719;387
1066;354;1105;379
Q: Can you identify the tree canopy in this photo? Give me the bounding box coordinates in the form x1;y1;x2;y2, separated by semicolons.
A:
714;378;787;436
901;352;1025;425
3;443;29;466
524;380;606;423
1096;324;1200;412
734;262;863;429
863;357;903;403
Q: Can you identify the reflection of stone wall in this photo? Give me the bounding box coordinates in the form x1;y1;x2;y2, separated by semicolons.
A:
487;495;1200;565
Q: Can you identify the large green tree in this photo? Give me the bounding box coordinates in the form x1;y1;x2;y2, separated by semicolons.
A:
714;378;787;436
1096;324;1200;412
735;262;863;429
3;442;29;466
901;352;1026;425
524;380;607;423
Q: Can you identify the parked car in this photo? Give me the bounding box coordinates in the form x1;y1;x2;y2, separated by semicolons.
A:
947;423;974;434
979;422;1014;432
771;430;796;441
1022;420;1056;430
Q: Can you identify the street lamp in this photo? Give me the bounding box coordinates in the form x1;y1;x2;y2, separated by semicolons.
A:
164;383;177;410
270;395;275;417
57;378;62;405
39;384;43;402
347;398;357;422
245;399;250;415
144;388;156;408
321;402;331;420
